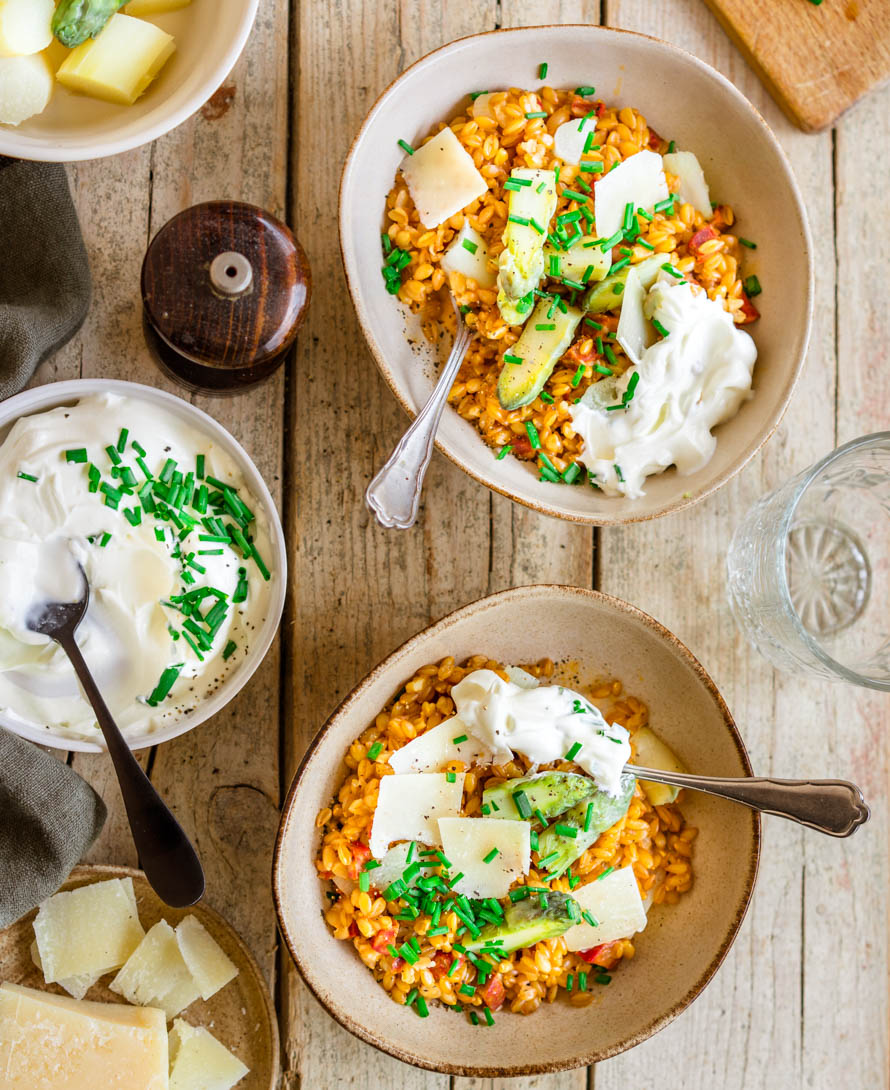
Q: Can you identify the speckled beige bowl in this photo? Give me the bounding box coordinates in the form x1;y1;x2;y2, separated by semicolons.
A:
273;585;760;1075
340;24;813;524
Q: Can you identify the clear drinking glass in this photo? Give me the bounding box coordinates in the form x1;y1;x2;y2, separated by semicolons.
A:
727;433;890;690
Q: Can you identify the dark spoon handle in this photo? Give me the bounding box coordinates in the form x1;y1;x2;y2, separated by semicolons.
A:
59;631;205;906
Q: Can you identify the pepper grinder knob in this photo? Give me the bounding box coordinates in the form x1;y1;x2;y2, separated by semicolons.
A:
141;200;311;394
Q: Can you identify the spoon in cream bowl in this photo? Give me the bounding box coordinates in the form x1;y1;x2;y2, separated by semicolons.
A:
26;561;205;907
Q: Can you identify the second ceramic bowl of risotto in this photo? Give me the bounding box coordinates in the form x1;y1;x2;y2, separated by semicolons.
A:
340;24;812;524
273;585;760;1074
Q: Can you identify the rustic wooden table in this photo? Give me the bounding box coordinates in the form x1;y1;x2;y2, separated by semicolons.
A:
34;1;888;1087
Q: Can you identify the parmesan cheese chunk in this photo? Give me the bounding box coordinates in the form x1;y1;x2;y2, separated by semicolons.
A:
437;816;530;900
0;982;168;1090
593;149;668;240
662;150;711;218
175;916;238;1002
553;116;596;165
33;878;144;985
168;1019;248;1090
616;260;663;366
399;126;488;229
30;940;101;1002
440;223;496;289
110;920;200;1020
563;865;647;950
369;772;465;858
0;0;53;57
387;717;490;774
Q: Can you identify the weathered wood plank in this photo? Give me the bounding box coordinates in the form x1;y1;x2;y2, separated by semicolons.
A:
800;79;890;1090
283;0;496;1086
595;3;838;1089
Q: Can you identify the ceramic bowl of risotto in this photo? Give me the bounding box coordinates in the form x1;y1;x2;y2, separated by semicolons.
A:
340;24;812;524
273;585;760;1074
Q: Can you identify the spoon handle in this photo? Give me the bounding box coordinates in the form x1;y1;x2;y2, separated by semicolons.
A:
366;310;472;530
628;764;870;837
58;632;205;906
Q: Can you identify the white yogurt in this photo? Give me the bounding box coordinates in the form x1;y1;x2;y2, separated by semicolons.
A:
0;393;273;741
569;278;757;498
451;669;631;796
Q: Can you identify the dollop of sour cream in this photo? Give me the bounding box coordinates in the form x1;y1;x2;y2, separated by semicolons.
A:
0;394;273;742
451;669;631;796
569;278;757;498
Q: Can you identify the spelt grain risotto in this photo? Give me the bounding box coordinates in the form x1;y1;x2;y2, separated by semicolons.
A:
315;656;696;1023
382;84;763;498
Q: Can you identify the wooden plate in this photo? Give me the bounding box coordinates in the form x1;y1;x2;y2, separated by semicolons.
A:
0;864;280;1090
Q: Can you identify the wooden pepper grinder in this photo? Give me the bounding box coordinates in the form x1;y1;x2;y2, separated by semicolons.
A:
141;200;311;394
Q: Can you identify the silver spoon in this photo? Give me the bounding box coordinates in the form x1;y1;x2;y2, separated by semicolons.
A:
626;763;869;837
366;294;472;530
27;566;206;906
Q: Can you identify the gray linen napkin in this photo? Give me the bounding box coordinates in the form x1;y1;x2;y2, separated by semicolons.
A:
0;728;106;928
0;158;91;402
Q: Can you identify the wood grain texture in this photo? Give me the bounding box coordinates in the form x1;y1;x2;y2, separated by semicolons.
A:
702;0;890;132
17;1;888;1088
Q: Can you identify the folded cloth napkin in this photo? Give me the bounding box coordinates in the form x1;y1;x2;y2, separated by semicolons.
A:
0;727;106;929
0;157;91;402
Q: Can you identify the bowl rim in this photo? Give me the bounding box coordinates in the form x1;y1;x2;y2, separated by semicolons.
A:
0;0;259;163
0;377;287;752
338;22;814;526
272;583;762;1075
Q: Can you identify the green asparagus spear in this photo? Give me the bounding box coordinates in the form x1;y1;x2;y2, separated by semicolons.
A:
53;0;127;49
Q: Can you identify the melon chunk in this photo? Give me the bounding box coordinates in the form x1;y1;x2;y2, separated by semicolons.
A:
124;0;191;13
0;53;53;125
57;13;175;105
0;0;53;57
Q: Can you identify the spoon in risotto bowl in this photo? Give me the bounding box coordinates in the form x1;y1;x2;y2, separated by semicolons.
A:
366;293;472;530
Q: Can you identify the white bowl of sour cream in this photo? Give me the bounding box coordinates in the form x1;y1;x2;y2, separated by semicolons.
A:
0;379;286;752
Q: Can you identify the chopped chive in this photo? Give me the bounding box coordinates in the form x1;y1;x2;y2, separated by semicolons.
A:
667;139;677;153
608;256;631;276
529;217;545;235
622;201;635;232
525;111;547;119
637;238;655;250
99;531;111;547
116;428;128;454
538;850;560;869
145;663;183;706
502;354;523;365
452;733;468;745
469;90;489;101
16;471;38;483
65;448;88;463
536;181;546;193
538;892;549;910
583;801;594;832
603;344;618;366
661;262;683;280
637;206;654;221
525;422;541;450
562;188;590;203
105;444;121;466
597;865;615;881
535;323;556;332
123;507;142;527
496;444;513;461
221;640;237;661
594;363;612;376
654;194;679;213
483;1006;494;1026
582;910;599;927
580;160;603;174
503;179;524;191
359;870;370;893
555;823;578;838
652;318;670;338
538;61;548;78
508;214;530;226
575;85;596;96
599;229;623;251
483;847;499;864
739;237;757;249
562;461;581;484
596;973;611;985
583;130;596;154
539;391;555;404
462;238;478;255
512;790;533;819
397;138;414;155
613;465;624;483
449;871;465;888
579;970;588;991
566;972;575;991
446;771;456;783
367;741;383;761
459;984;475;997
571;363;585;387
565;741;582;761
744;274;762;297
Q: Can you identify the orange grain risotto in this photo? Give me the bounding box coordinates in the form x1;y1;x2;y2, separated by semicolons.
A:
315;656;695;1022
382;86;763;499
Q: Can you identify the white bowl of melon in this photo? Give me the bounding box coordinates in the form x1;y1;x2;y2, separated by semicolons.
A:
0;0;258;162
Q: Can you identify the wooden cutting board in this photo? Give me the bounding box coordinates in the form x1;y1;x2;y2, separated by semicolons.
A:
703;0;890;131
